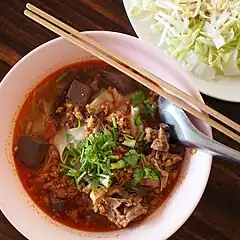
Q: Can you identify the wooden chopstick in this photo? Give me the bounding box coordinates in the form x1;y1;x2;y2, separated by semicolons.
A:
24;4;240;143
25;3;240;135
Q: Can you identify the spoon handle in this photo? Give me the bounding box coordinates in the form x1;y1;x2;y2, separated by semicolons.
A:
187;127;240;163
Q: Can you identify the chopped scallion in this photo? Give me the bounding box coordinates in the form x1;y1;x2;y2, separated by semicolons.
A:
111;160;125;169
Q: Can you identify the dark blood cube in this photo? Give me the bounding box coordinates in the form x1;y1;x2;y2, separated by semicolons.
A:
67;80;92;107
16;136;49;169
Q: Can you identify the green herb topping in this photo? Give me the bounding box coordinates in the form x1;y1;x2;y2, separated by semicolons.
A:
131;91;146;106
134;167;161;182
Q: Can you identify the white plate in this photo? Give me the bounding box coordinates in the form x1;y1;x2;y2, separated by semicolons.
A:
123;0;240;102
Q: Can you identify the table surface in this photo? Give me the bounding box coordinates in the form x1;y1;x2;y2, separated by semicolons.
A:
0;1;239;240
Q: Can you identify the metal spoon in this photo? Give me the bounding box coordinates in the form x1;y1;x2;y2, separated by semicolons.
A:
158;97;240;163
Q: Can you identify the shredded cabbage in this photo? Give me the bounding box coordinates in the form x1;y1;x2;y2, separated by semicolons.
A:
130;0;240;80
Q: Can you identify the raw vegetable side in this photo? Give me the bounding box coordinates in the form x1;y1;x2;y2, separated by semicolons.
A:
130;0;240;80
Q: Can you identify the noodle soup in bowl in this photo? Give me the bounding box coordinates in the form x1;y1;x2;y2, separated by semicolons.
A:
0;31;212;240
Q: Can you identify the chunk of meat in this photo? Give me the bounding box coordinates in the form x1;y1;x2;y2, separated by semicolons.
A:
85;115;103;136
113;168;133;185
38;146;79;198
90;187;108;212
144;146;183;191
107;109;131;135
150;124;170;152
157;168;169;191
140;179;161;188
16;136;49;169
56;100;84;129
91;186;148;228
100;68;138;94
145;150;183;170
161;152;183;168
144;127;158;142
67;80;92;107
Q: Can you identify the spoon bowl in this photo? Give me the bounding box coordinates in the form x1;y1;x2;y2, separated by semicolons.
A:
158;97;240;163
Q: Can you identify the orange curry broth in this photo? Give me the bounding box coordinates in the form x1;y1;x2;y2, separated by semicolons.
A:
12;60;182;232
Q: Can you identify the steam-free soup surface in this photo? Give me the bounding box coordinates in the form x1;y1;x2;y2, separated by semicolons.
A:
13;60;184;231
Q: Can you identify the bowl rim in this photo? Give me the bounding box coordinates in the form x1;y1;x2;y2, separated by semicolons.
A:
0;30;212;240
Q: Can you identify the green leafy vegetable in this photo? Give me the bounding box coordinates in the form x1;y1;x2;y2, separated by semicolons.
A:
77;120;81;129
133;168;145;182
123;149;143;166
138;130;145;142
61;128;118;190
87;178;100;190
62;151;69;164
56;70;70;83
143;100;156;117
130;0;240;80
66;144;78;158
67;133;74;142
134;167;161;182
112;117;118;140
144;168;161;180
99;175;112;188
66;168;81;178
112;116;117;128
122;135;136;148
132;110;141;127
131;91;146;106
111;160;125;169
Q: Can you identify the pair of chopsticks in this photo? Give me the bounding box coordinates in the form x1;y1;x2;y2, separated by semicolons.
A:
24;3;240;144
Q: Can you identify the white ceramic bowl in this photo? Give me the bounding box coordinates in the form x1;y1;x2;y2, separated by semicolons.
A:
0;31;212;240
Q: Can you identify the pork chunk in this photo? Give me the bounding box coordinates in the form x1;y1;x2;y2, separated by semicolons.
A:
91;186;148;228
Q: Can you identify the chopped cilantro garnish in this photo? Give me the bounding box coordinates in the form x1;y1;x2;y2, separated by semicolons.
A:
67;133;74;142
99;175;112;188
61;128;118;190
132;110;141;127
134;167;161;182
131;90;157;117
122;135;136;148
144;168;161;180
138;130;145;142
133;168;145;182
112;117;118;140
87;178;100;190
123;149;143;166
111;160;125;169
131;91;146;106
77;119;81;129
66;144;78;158
56;70;70;83
62;151;69;164
112;116;117;128
66;168;80;178
143;100;157;117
